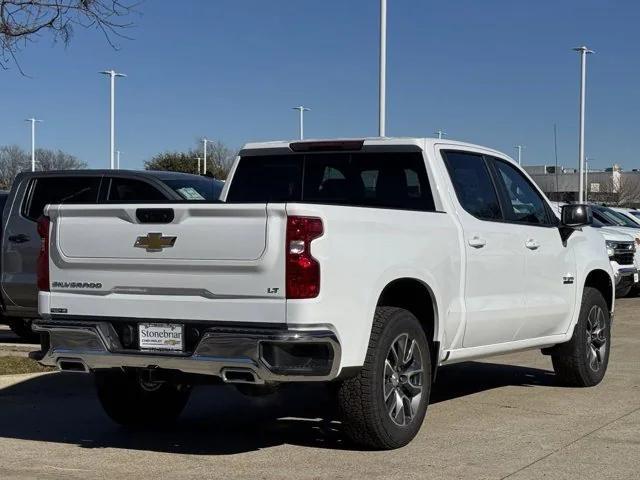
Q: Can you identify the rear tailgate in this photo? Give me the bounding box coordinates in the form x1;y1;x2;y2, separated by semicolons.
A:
43;203;287;324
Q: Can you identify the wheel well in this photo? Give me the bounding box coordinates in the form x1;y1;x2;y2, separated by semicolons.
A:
377;278;439;377
584;269;613;312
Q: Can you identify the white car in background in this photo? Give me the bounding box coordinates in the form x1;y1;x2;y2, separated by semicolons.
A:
610;207;640;227
550;202;638;297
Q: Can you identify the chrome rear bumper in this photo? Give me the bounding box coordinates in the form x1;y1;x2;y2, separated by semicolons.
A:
33;319;341;384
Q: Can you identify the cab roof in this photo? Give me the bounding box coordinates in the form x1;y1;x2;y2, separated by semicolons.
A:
240;137;513;162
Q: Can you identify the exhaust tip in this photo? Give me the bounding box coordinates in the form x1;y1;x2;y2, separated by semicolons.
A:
57;359;89;373
221;368;259;384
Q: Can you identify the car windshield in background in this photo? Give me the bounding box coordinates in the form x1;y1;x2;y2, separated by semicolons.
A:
610;209;640;227
162;178;223;201
226;152;435;211
594;207;639;228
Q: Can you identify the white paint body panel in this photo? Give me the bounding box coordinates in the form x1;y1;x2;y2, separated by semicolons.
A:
40;138;615;374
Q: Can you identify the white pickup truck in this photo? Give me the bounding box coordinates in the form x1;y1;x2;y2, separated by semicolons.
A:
35;138;613;449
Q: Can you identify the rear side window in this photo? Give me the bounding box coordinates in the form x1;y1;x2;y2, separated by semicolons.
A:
442;151;502;220
106;178;168;202
227;152;435;211
23;177;101;221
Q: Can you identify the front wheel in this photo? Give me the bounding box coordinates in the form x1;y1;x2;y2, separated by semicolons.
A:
551;287;611;387
337;307;431;450
95;369;191;427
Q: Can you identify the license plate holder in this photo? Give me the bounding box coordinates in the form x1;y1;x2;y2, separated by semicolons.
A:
138;323;184;352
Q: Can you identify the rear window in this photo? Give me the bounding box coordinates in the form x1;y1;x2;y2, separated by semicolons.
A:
226;152;435;211
23;177;101;221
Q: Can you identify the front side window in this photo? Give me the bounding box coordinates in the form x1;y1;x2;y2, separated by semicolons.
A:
23;177;101;221
106;178;167;202
442;151;502;220
161;178;223;201
492;159;549;225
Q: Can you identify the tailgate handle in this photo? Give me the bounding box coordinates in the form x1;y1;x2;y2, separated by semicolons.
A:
136;208;174;224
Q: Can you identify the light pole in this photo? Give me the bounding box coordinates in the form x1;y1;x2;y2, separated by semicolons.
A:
514;145;525;166
24;118;42;172
196;156;202;175
117;150;121;169
202;138;208;175
292;106;310;140
379;0;387;137
99;69;126;169
573;46;594;203
434;129;446;139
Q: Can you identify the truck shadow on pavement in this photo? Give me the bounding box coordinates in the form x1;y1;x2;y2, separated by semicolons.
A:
0;361;558;454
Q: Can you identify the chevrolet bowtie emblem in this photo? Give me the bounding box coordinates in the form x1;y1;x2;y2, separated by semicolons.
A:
134;233;177;252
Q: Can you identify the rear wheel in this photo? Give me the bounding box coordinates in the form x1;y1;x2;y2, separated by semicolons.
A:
9;319;40;343
551;287;610;387
95;369;191;427
337;307;431;450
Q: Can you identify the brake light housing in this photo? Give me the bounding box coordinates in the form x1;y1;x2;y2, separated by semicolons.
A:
286;216;323;299
36;216;50;292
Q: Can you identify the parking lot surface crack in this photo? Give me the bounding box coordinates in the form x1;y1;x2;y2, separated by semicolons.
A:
499;405;640;479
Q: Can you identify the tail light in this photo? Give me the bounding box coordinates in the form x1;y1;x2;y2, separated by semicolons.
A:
286;216;323;299
36;216;50;292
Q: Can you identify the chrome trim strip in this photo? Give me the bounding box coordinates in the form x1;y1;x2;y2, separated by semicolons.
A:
33;320;341;383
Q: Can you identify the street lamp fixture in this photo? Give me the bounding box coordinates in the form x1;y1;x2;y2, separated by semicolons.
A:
99;69;126;169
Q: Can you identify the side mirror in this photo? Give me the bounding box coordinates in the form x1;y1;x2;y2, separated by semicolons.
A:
561;204;592;227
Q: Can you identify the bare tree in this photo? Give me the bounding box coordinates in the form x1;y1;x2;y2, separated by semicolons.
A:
35;148;87;171
145;140;236;180
205;140;236;179
0;0;136;71
594;172;640;207
0;145;86;189
0;144;28;188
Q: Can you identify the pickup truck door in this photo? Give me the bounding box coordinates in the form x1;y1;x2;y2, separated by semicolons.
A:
441;150;528;348
489;157;577;339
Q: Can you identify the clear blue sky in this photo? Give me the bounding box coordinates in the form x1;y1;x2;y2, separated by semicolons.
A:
1;0;638;171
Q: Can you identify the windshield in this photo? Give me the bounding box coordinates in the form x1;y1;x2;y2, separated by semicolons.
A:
161;178;223;201
598;207;640;228
610;209;640;227
592;207;632;227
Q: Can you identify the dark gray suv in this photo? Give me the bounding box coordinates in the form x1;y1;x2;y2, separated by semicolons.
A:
1;170;223;340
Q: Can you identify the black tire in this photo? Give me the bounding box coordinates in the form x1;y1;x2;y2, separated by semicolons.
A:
337;307;431;450
95;369;191;427
551;287;611;387
9;319;40;343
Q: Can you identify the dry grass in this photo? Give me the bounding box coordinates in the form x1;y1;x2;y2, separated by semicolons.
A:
0;356;53;375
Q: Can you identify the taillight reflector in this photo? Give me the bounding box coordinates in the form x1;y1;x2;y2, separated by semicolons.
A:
286;216;323;299
36;216;50;292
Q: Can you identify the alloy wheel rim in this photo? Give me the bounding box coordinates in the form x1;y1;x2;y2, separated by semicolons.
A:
586;305;607;372
383;333;424;427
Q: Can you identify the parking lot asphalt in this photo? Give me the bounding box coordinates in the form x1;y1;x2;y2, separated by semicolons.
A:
0;300;638;480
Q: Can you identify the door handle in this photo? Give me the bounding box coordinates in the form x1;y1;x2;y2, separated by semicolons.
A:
525;239;540;250
8;234;30;244
468;236;487;248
